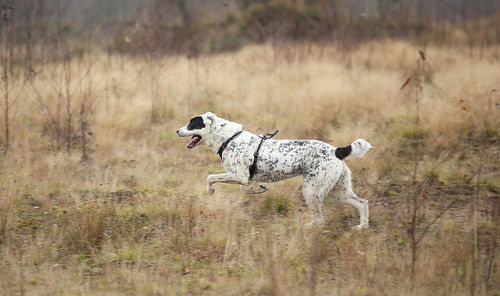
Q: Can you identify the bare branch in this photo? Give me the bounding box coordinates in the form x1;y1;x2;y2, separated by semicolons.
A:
30;80;57;123
415;199;457;245
10;76;29;108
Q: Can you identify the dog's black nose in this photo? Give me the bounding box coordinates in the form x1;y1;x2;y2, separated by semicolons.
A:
176;129;180;135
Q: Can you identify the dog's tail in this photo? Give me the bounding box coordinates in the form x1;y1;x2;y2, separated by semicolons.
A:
335;139;374;161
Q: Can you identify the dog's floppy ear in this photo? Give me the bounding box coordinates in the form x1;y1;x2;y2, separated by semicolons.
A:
204;112;217;125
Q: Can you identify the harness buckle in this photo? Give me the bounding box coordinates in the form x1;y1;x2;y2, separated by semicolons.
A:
260;130;279;140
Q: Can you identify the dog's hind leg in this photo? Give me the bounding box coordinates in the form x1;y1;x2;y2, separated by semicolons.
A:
331;167;369;229
240;182;268;194
338;193;369;230
302;175;328;227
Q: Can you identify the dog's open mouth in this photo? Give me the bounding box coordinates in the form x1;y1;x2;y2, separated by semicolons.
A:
187;135;202;149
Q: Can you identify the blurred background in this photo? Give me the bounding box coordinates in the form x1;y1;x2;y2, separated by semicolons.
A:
0;1;499;295
4;0;500;59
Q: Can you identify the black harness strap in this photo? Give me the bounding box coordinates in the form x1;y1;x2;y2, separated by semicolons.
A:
249;130;279;179
217;130;243;160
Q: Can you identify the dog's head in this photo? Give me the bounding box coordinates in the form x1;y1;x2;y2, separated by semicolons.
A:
176;112;243;151
176;112;216;149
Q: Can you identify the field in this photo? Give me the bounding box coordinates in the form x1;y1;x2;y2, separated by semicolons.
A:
0;40;499;295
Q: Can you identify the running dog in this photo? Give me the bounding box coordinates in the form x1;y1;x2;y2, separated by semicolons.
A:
176;112;373;229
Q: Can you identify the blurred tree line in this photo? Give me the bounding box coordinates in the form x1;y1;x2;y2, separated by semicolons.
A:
1;0;500;59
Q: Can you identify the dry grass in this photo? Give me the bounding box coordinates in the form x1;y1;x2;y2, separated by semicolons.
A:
0;40;499;295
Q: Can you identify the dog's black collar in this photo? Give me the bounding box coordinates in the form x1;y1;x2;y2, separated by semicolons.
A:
217;130;243;160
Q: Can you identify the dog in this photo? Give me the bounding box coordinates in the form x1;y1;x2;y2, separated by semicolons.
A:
176;112;373;229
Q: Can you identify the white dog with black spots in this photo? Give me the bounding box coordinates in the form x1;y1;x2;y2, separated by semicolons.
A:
176;112;373;229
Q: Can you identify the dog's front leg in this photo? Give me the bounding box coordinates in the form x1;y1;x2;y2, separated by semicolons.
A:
206;173;249;195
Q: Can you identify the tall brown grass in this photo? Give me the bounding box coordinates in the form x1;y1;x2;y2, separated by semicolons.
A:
0;40;498;295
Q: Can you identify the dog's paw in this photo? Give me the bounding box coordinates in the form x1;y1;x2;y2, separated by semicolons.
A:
304;219;323;228
304;221;316;228
255;184;268;193
207;183;215;195
241;184;268;194
352;224;368;230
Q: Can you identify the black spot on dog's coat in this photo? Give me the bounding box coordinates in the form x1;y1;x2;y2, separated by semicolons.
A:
187;116;205;130
335;145;352;160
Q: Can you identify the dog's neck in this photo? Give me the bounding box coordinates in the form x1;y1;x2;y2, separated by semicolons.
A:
206;119;243;154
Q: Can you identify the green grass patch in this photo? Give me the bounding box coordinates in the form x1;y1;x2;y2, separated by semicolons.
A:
402;127;430;140
483;126;499;138
262;196;293;216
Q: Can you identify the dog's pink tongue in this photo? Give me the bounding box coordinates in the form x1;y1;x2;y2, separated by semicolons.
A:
187;137;197;148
